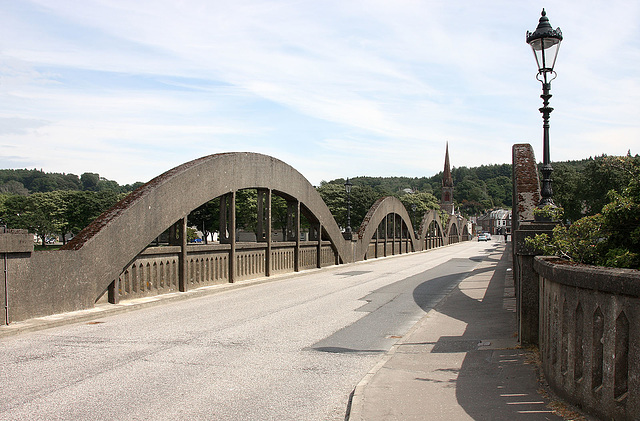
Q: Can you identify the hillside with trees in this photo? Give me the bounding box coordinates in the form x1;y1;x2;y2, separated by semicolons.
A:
0;169;143;195
1;154;636;248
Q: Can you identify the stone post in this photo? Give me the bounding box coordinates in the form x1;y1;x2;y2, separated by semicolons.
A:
0;229;33;325
513;221;555;345
512;143;558;345
229;192;236;283
294;200;300;272
316;223;322;268
178;216;188;292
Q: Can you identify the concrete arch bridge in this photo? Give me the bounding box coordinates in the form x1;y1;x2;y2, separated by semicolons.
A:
2;153;470;324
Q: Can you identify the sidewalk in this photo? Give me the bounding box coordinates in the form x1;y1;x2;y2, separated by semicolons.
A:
348;241;565;421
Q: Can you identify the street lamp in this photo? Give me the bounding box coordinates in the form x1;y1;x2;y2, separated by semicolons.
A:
344;178;353;239
527;9;563;208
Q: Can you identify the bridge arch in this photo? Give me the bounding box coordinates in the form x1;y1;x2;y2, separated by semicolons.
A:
354;196;419;261
445;216;468;245
63;152;350;300
418;209;446;250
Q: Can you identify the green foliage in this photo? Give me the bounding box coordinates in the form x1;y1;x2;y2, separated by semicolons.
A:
551;154;640;223
398;192;440;229
188;199;219;244
0;190;121;246
526;215;606;264
317;180;438;231
532;205;564;222
186;227;198;242
320;162;515;217
526;155;640;269
0;169;141;194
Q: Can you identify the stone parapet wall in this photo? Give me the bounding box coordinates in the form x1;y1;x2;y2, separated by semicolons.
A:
535;257;640;420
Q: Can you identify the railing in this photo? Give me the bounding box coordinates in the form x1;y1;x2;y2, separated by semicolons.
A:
109;232;456;303
534;257;640;420
109;241;339;302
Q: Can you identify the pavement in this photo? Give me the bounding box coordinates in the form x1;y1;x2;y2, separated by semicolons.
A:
347;240;568;421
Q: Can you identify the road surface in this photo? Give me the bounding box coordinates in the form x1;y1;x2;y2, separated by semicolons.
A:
0;240;502;420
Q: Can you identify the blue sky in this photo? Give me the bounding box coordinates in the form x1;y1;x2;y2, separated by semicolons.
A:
1;0;639;186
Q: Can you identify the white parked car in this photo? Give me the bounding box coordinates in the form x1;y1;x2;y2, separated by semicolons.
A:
478;233;490;242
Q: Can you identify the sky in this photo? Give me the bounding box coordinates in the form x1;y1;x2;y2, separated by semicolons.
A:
1;1;639;186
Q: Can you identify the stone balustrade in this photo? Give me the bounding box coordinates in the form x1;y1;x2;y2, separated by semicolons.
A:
534;257;640;420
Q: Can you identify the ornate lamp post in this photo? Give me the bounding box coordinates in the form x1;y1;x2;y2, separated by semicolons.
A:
344;178;353;239
526;9;563;208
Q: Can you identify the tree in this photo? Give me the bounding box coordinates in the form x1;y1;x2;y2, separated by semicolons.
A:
527;156;640;269
188;199;219;244
0;180;29;196
398;192;440;230
454;177;492;212
351;185;382;230
80;172;100;191
316;183;348;229
579;155;635;216
551;162;584;223
21;192;65;246
62;190;121;242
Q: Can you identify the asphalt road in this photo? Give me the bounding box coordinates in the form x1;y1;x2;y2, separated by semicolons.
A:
0;240;498;421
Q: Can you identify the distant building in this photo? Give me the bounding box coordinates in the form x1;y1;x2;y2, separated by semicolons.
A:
440;142;455;215
476;209;512;235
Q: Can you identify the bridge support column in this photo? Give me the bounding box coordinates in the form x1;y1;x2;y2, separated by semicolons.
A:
178;216;188;292
108;279;119;304
392;214;397;255
294;201;300;272
316;223;322;268
383;217;388;257
374;228;379;259
219;192;237;283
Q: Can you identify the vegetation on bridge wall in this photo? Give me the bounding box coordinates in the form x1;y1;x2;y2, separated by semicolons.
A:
527;155;640;270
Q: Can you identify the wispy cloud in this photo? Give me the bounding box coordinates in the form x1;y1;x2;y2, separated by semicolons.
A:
0;0;638;185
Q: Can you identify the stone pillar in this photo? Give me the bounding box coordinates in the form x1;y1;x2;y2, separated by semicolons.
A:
108;279;119;304
374;227;379;258
229;192;236;283
264;190;272;277
512;143;556;345
392;214;397;255
383;216;388;257
294;200;300;272
316;223;323;268
514;221;555;345
178;216;188;292
0;229;33;325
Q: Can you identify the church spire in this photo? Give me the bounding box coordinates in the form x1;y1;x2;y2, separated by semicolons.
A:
443;142;453;188
440;142;455;215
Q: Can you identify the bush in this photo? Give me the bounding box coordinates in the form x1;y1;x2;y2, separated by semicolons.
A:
526;156;639;270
